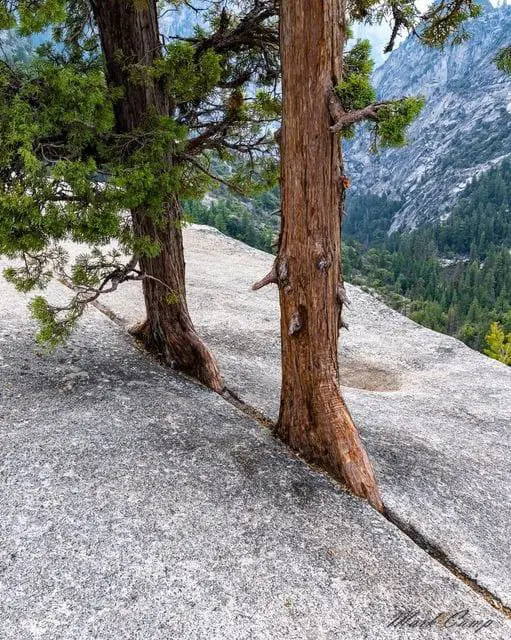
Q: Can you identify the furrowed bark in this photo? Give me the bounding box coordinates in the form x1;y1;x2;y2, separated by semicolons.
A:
130;195;223;391
92;0;223;392
276;0;383;510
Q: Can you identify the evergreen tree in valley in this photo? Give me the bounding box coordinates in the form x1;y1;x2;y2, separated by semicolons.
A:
495;46;511;74
485;322;511;365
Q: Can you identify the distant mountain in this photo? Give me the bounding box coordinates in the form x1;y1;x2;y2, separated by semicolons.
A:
0;29;44;62
346;3;511;232
159;2;210;39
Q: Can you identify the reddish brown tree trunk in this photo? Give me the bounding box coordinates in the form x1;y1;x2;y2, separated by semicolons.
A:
276;0;383;509
130;196;223;389
92;0;223;391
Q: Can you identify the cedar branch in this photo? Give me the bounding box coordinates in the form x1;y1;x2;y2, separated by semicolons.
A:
329;92;410;133
252;261;278;290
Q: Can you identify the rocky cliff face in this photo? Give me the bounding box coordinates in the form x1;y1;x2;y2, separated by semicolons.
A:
346;3;511;232
159;4;203;37
0;29;44;62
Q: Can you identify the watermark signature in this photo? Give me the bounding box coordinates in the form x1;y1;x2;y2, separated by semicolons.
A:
388;609;494;633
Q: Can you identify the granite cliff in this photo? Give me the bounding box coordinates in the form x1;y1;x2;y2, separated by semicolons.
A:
347;3;511;231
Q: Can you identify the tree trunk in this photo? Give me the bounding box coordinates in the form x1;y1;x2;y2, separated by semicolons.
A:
276;0;383;509
130;196;223;390
91;0;223;392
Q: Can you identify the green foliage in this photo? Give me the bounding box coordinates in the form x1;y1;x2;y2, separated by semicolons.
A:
373;97;425;148
0;59;123;256
346;0;484;55
69;248;126;287
110;114;196;214
253;90;282;119
434;159;511;258
484;322;511;365
343;194;401;245
338;74;376;115
345;39;375;77
0;5;15;29
0;0;501;354
3;246;67;291
153;42;222;103
30;295;80;349
165;290;183;304
4;263;52;292
420;1;482;48
336;40;423;147
349;0;380;21
230;156;279;196
0;1;279;348
131;235;162;259
343;234;511;355
495;46;511;75
336;40;376;112
0;53;163;346
16;0;66;35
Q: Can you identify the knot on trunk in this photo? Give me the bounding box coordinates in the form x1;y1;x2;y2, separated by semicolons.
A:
251;257;290;292
288;309;304;336
317;256;331;272
278;258;288;282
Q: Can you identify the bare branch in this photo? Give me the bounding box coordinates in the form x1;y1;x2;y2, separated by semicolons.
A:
329;97;387;133
329;92;412;132
182;155;247;195
192;2;279;58
252;261;278;290
384;4;409;54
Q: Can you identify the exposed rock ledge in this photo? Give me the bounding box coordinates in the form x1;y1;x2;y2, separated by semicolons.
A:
0;224;509;639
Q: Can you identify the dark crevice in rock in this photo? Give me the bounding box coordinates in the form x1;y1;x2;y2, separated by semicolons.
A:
383;509;511;619
221;387;275;431
221;386;511;620
78;282;510;621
